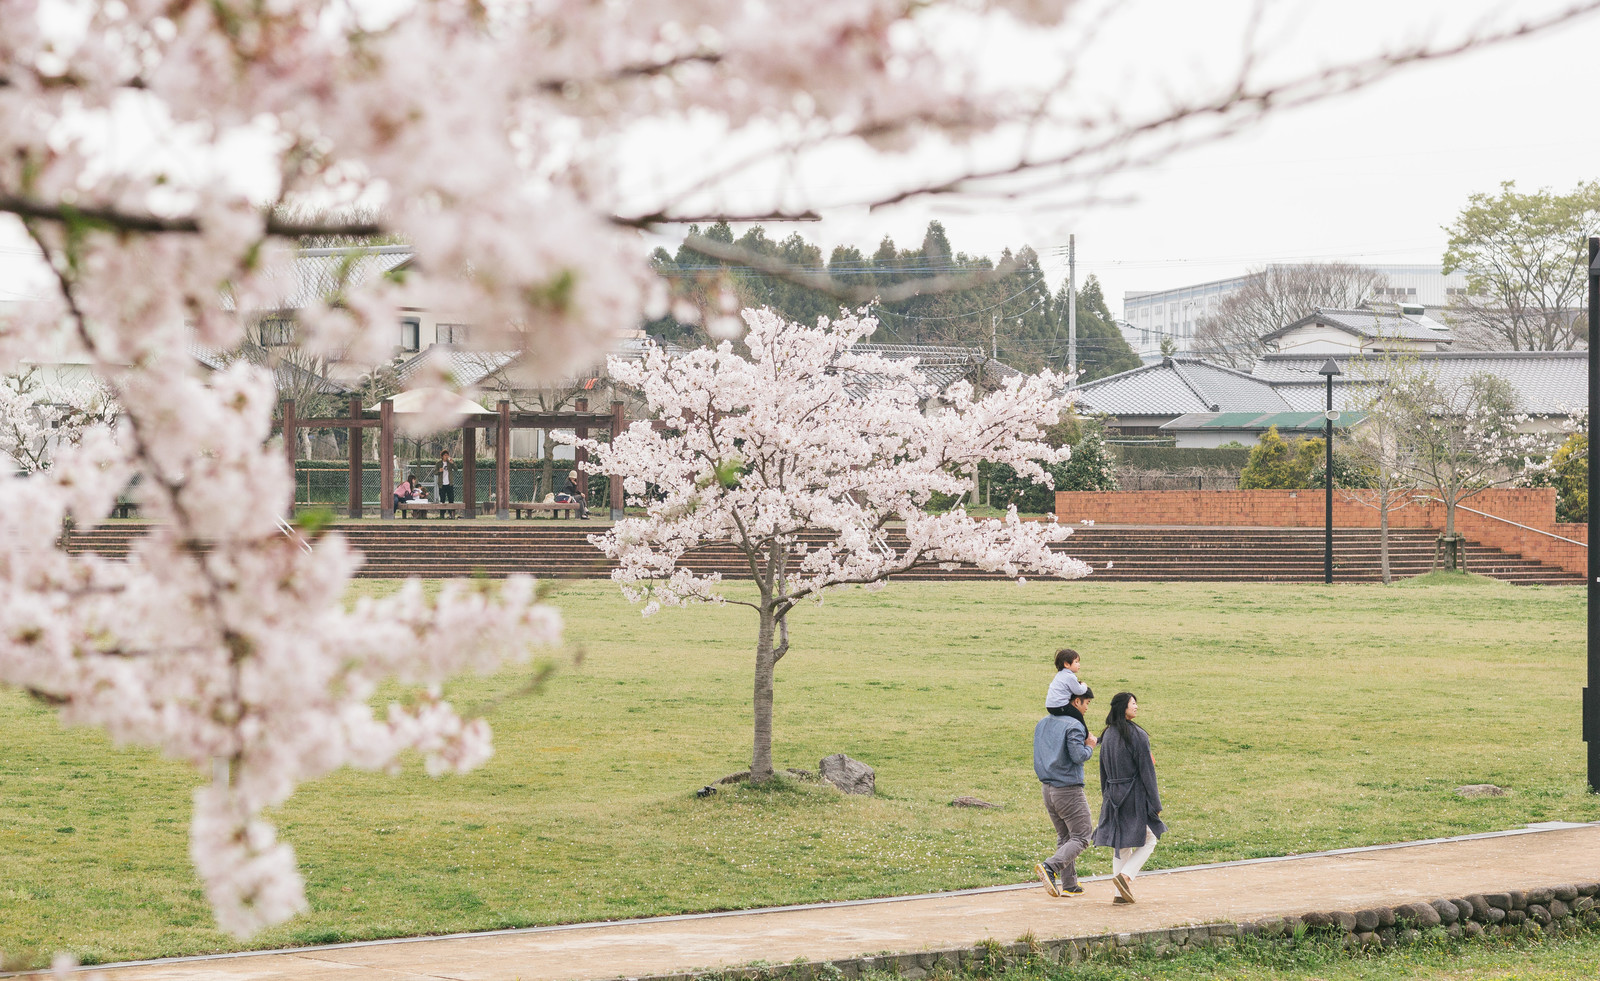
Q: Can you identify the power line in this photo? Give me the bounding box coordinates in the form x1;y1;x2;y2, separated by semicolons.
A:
871;277;1051;323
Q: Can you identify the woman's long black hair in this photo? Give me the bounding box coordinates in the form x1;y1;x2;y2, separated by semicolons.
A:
1103;691;1142;745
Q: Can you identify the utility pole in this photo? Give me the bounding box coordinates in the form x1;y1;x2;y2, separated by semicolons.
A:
991;313;997;360
1067;234;1077;379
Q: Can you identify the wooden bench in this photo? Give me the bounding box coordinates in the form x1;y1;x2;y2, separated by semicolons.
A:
397;502;464;518
507;501;577;519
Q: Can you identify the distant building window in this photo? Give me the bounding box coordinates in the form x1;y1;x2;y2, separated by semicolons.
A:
400;317;421;352
438;323;471;344
260;318;295;346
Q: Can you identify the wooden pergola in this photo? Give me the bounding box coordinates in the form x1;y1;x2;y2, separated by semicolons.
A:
281;397;626;519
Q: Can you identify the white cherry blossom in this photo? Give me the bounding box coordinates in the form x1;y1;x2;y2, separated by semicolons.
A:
583;308;1091;781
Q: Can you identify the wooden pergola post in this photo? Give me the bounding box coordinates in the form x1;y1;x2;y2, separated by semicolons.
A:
281;399;298;516
574;397;589;501
610;400;625;519
496;399;511;519
379;398;395;520
463;425;478;518
347;396;364;519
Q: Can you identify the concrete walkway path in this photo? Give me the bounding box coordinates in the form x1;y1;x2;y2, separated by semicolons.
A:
83;823;1600;981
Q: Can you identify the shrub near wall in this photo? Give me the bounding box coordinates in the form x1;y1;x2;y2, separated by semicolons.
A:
1113;445;1251;472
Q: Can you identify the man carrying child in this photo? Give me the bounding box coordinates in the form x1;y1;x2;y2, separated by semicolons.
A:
1033;679;1097;897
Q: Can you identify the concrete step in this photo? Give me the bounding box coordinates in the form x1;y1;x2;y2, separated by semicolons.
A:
61;524;1581;585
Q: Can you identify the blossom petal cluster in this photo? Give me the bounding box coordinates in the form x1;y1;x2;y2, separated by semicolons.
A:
0;0;1099;938
587;308;1092;610
0;365;560;934
0;367;117;474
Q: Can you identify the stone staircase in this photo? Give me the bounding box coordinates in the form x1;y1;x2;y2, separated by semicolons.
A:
62;522;1582;585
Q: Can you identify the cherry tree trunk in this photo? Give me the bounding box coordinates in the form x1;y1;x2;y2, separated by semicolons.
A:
751;607;778;783
1379;500;1391;585
1441;500;1462;570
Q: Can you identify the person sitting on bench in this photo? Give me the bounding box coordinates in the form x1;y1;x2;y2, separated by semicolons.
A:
556;469;590;519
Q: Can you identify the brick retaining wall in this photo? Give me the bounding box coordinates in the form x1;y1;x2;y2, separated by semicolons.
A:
1054;488;1588;575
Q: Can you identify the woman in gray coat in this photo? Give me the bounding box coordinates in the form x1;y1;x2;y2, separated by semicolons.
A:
1091;691;1165;904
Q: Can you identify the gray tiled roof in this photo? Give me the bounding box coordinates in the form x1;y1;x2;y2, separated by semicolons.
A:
1268;379;1379;412
395;335;695;390
837;344;1022;398
1262;308;1454;343
1254;352;1585;415
1071;358;1289;416
850;344;1022;388
396;349;521;386
249;246;414;311
1170;361;1293;411
190;340;351;394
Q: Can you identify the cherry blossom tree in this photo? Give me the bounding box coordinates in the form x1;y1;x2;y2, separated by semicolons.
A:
584;308;1091;782
3;0;1599;943
1385;368;1559;570
0;366;116;473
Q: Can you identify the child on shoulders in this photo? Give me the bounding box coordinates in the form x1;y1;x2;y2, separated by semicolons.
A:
1045;648;1088;717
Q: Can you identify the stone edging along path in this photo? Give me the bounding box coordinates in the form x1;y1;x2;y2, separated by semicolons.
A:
645;884;1600;981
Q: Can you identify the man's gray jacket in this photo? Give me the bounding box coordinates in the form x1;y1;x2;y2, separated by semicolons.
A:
1033;713;1093;787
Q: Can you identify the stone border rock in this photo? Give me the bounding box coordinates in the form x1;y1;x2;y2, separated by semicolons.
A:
626;881;1600;981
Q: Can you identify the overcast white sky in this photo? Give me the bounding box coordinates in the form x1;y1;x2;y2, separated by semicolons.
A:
776;1;1600;318
3;0;1597;321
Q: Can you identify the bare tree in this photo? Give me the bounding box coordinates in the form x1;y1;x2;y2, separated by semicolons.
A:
1340;353;1420;583
233;319;344;458
1387;368;1554;570
1196;263;1388;368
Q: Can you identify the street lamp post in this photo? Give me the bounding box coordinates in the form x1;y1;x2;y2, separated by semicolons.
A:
1587;235;1598;792
1318;358;1343;585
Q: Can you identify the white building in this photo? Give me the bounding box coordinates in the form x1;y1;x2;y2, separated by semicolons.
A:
1259;307;1454;356
1119;264;1469;359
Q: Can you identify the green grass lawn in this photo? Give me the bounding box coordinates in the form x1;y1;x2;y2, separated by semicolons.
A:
1;578;1595;967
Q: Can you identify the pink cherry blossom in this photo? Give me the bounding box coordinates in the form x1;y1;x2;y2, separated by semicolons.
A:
582;308;1091;782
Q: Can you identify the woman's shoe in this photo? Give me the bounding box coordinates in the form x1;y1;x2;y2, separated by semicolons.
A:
1112;873;1136;903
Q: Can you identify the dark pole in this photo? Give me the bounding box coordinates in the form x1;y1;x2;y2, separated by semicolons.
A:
463;425;477;519
281;399;297;518
496;399;511;520
1586;235;1599;792
379;398;394;520
1318;358;1342;585
610;400;626;520
1325;376;1334;584
347;396;363;520
574;397;590;502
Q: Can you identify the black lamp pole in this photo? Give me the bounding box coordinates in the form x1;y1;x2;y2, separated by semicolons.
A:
1318;358;1343;585
1587;235;1598;792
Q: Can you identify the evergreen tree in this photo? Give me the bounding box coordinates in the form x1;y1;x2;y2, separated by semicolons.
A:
649;222;1141;378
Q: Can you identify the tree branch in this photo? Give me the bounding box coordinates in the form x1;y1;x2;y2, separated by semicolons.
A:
0;193;384;239
612;210;821;230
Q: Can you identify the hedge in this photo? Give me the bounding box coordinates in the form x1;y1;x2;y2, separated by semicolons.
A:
1111;446;1251;472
